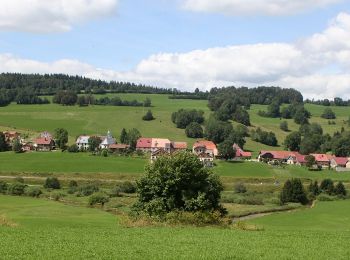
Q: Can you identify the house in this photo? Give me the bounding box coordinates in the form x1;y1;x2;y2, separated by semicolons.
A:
193;140;218;157
258;151;296;163
233;143;252;160
330;157;349;169
286;153;306;166
311;154;332;168
136;138;152;152
109;143;130;153
172;142;188;151
197;152;214;167
34;137;55;151
22;142;34;152
151;138;172;153
100;130;116;149
3;131;20;146
76;136;90;150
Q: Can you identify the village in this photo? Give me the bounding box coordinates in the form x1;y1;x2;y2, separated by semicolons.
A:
2;129;350;171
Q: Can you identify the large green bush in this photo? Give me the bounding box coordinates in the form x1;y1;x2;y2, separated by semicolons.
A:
134;151;225;217
44;177;61;189
7;182;27;196
280;179;308;205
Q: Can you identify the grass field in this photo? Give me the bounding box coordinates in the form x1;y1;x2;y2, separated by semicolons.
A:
1;195;350;259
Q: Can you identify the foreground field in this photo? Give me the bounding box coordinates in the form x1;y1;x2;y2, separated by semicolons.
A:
1;196;350;259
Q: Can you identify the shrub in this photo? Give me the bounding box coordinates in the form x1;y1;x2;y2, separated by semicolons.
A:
317;194;336;201
165;210;227;226
320;179;334;195
77;184;99;196
25;186;42;198
115;181;137;194
89;193;110;206
142;110;155;121
0;181;8;194
50;191;66;201
44;177;61;189
280;121;289;132
308;181;320;196
334;182;347;196
7;183;27;196
68;144;79;153
101;149;108;157
237;195;264;205
14;177;24;183
234;183;247;194
321;108;336;119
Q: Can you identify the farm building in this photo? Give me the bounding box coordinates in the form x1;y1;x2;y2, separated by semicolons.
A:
137;138;187;153
100;130;116;149
109;144;130;153
311;154;333;168
233;143;252;160
3;131;20;146
258;151;298;163
330;157;349;169
34;137;55;152
76;136;91;150
286;153;307;166
197;152;214;167
193;140;218;158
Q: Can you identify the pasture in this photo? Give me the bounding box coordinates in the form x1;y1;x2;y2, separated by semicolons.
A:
1;195;350;259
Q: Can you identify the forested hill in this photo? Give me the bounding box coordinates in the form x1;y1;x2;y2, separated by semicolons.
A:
0;73;174;95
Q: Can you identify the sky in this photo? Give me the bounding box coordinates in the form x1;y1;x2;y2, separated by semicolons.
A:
1;0;350;99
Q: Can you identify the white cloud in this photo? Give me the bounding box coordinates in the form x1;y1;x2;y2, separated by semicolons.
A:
182;0;343;16
2;12;350;99
0;0;119;33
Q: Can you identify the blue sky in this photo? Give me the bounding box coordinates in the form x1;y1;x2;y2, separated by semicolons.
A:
0;0;350;98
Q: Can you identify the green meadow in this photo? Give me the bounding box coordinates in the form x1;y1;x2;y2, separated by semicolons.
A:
1;94;349;152
1;195;350;259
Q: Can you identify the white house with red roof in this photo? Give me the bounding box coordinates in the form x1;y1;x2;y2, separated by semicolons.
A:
136;138;187;154
311;154;333;168
193;140;218;157
136;138;152;152
258;150;297;162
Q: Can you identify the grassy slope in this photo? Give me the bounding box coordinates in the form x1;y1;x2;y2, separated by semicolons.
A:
1;195;350;259
250;200;350;231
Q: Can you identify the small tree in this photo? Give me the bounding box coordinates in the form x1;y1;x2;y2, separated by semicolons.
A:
284;132;301;151
89;193;110;207
44;177;61;189
321;108;336;119
0;181;8;194
185;122;203;138
320;179;334;195
218;140;236;161
120;128;128;144
334;182;347;196
280;121;289;132
142;110;155;121
144;98;152;107
280;179;308;205
308;181;320;196
134;151;225;217
12;138;22;153
88;136;102;152
54;128;68;149
305;155;316;169
67;144;79;153
0;132;8;152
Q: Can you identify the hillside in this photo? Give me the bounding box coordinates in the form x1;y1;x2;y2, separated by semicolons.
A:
0;93;349;155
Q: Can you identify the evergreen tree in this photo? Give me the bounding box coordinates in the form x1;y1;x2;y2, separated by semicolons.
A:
12;138;22;153
334;182;347;196
0;132;8;152
308;181;320;196
320;179;335;195
120;128;128;144
280;179;308;205
142;110;155;121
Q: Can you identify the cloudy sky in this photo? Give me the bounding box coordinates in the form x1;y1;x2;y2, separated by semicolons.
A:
1;0;350;99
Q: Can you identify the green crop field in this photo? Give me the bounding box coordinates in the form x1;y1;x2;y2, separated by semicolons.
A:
1;195;350;259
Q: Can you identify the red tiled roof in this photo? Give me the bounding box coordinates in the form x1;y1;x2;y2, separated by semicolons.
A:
136;138;152;148
35;137;53;145
311;154;332;162
193;140;217;150
260;150;300;160
173;142;187;149
233;143;252;158
333;157;348;166
109;144;130;149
